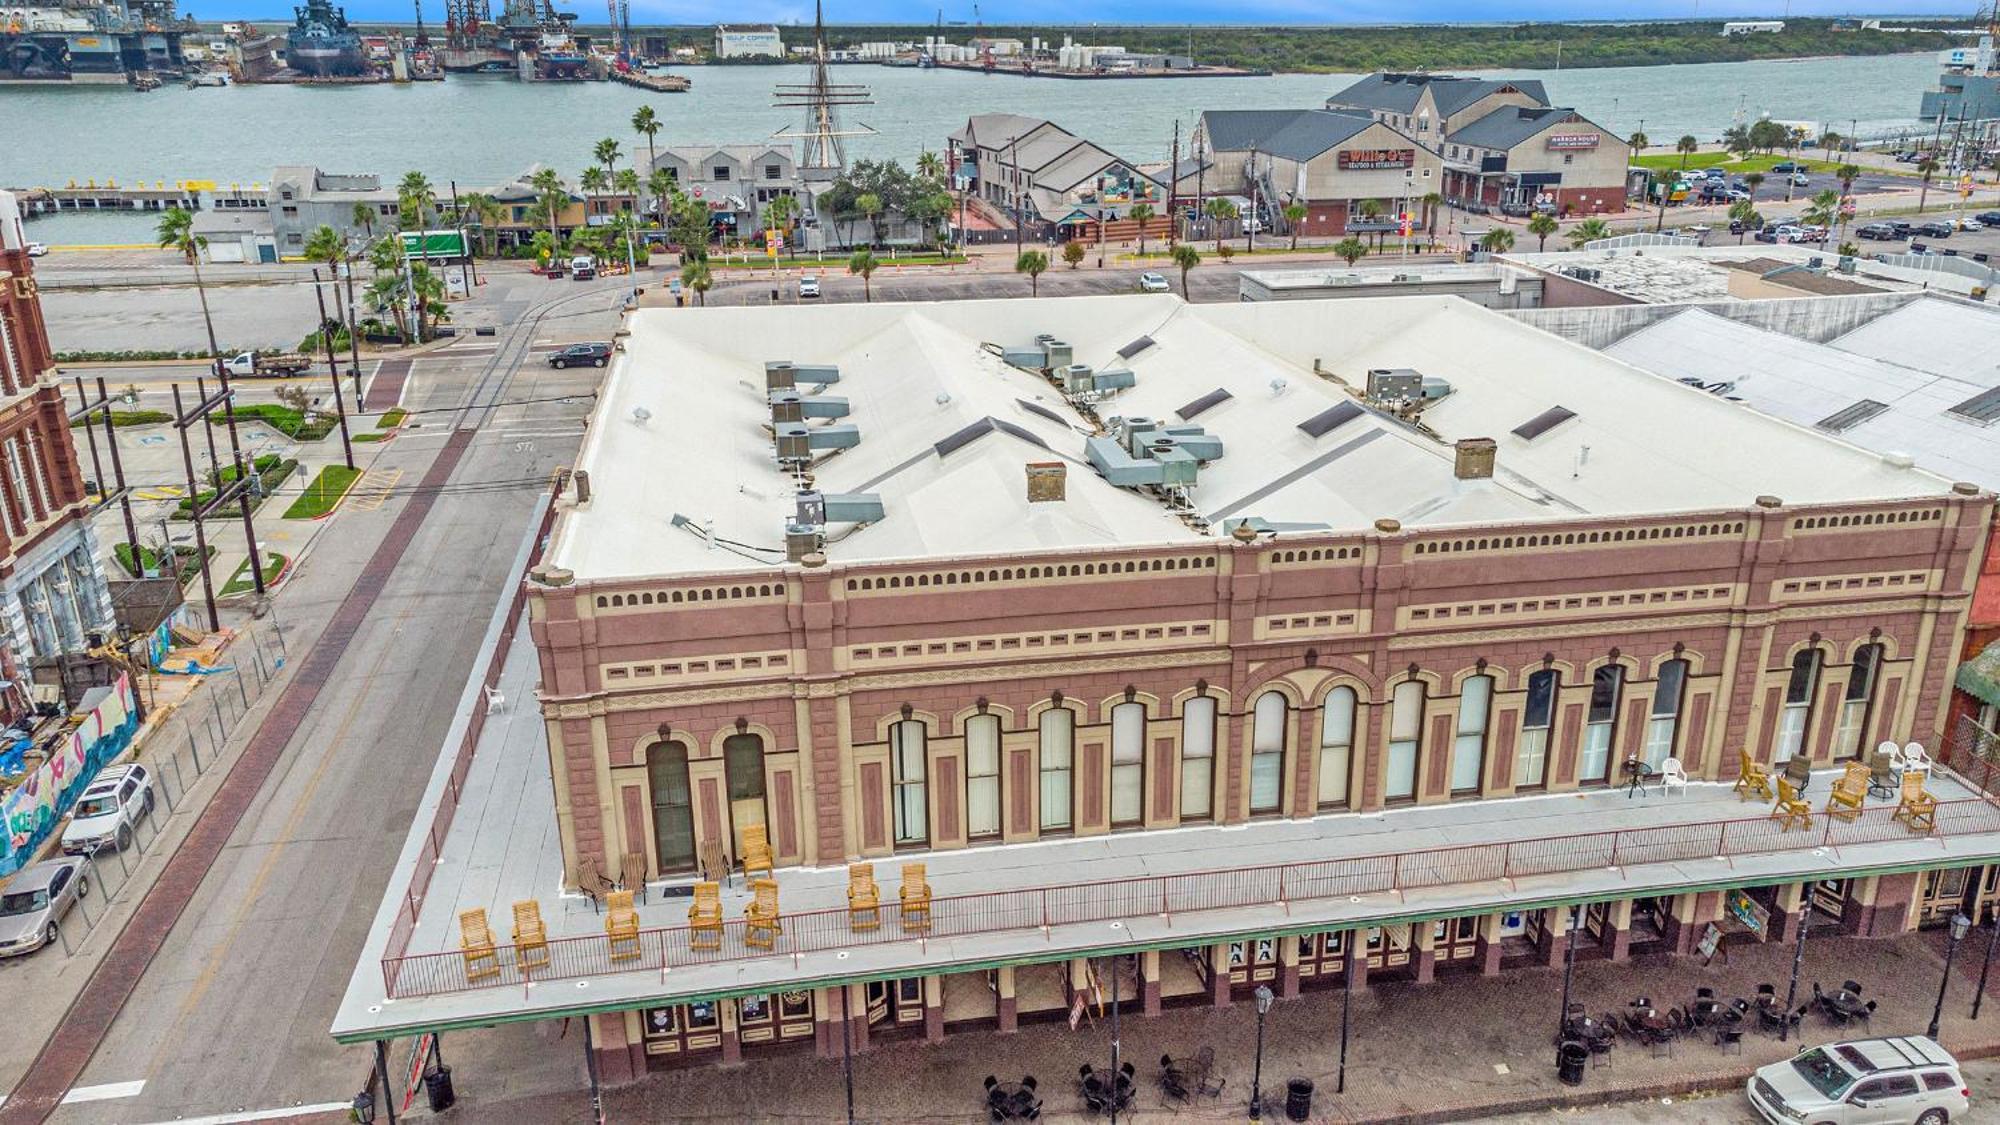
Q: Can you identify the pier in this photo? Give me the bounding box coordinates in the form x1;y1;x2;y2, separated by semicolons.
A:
608;68;690;93
13;182;206;217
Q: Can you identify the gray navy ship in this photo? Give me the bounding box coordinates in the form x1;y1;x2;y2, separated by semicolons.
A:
285;0;367;77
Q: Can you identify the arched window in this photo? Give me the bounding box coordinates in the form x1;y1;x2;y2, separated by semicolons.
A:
1318;687;1356;809
1110;702;1147;827
1834;644;1882;759
1451;675;1492;795
722;732;767;855
646;739;696;874
890;720;928;846
964;714;1001;841
1644;660;1689;768
1038;708;1074;833
1249;691;1288;814
1776;649;1823;764
1515;670;1558;788
1580;666;1623;783
1180;696;1217;821
1386;681;1426;802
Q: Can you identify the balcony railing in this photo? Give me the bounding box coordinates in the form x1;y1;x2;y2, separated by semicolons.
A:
379;791;2000;1002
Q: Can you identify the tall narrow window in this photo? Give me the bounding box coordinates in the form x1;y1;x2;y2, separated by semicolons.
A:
1180;696;1217;820
1451;675;1492;795
1580;667;1623;783
646;739;696;874
964;715;1001;840
722;733;767;855
1833;645;1881;759
1776;649;1822;764
1386;680;1425;801
1516;670;1558;788
890;720;928;846
1110;702;1146;827
1318;687;1356;808
1249;691;1288;814
1643;660;1688;768
1038;708;1073;832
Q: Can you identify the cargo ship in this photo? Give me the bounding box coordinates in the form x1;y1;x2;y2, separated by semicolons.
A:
0;0;188;84
285;0;367;77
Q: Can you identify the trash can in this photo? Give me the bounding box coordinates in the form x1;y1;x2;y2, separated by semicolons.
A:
1284;1077;1314;1122
1557;1040;1588;1087
423;1064;456;1112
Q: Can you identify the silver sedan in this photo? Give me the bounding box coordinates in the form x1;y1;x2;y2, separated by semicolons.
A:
0;857;90;958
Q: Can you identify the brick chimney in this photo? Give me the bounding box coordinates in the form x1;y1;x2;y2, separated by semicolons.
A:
1026;461;1065;502
1454;437;1496;481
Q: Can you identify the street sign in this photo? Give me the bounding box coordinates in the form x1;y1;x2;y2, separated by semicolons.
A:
766;228;782;258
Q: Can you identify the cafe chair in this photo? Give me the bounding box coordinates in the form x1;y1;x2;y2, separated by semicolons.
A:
458;907;501;982
1859;999;1877;1027
605;889;641;963
575;856;615;913
1825;764;1867;822
688;880;724;951
1716;1024;1746;1055
745;878;782;949
739;824;775;882
1661;756;1689;798
1903;741;1935;776
1772;777;1813;832
619;850;649;904
511;899;551;973
1893;772;1938;832
1868;749;1899;799
1735;750;1773;801
1842;980;1863;996
1782;755;1813;795
847;862;882;932
900;862;933;932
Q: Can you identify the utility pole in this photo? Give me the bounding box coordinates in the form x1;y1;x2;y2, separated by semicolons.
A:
1247;145;1258;254
312;268;356;471
69;377;140;570
170;383;220;631
1168;118;1181;248
1009;134;1024;252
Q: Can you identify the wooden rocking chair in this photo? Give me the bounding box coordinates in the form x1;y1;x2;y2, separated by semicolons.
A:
745;879;782;950
688;881;723;952
847;863;881;932
606;889;642;963
1893;772;1938;833
739;824;774;883
1735;750;1772;802
459;907;501;982
511;899;551;973
900;862;933;933
1771;777;1812;832
1824;763;1868;822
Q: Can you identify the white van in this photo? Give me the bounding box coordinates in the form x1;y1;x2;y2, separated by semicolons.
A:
569;255;597;281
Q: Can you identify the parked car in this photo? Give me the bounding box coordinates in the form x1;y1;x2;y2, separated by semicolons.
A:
547;342;612;369
1955;217;1985;231
24;242;47;257
1788;171;1812;187
1754;229;1781;243
1888;220;1914;238
0;858;89;958
1499;200;1534;217
1796;224;1829;242
1137;272;1170;293
1746;1036;1966;1125
1703;167;1727;181
1772;161;1801;173
568;254;597;281
798;275;820;299
60;763;154;855
1241;218;1265;234
1976;211;2000;226
1856;222;1899;240
1916;221;1955;239
1726;188;1752;202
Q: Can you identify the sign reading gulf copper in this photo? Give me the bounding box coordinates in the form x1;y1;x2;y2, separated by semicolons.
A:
1337;148;1416;170
1545;133;1602;150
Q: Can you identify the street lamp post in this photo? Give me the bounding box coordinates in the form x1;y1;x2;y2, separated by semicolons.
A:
840;983;856;1125
1782;893;1810;1042
1556;903;1580;1049
1337;934;1355;1094
1931;912;1973;1040
1973;910;1999;1020
1249;983;1274;1120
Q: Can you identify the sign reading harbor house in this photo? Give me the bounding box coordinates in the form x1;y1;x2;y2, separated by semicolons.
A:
1337;148;1416;170
1546;133;1602;150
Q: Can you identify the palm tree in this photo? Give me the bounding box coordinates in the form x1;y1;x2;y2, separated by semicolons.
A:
397;171;435;231
581;167;609;197
1331;236;1368;266
156;207;224;371
407;261;445;341
1565;218;1610;249
1015;249;1049;295
848;248;879;300
765;194;799;245
1282;202;1307;250
1420;191;1443;248
631;105;661;179
302;225;351;339
1128;201;1155;256
1627;131;1649;153
1356;198;1385;249
615;168;640;206
457;191;502;256
1802;188;1840;241
1745;172;1766;199
1478;228;1516;254
1728;199;1758;243
1527;212;1558;252
647;168;678;221
1676;134;1700;171
1170;243;1200;298
530;167;566;252
1917;156;1940;212
351;200;376;240
855;191;883;247
1203;197;1237;252
593;138;622;186
915;149;944;183
681;260;712;305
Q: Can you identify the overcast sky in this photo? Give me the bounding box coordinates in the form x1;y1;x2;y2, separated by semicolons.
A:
307;0;1976;26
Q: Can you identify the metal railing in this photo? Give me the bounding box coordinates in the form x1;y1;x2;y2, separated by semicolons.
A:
379;785;2000;1001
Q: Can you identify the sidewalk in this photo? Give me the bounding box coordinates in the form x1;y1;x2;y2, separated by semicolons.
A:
438;926;2000;1124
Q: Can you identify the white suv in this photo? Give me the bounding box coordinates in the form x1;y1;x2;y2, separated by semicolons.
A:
1748;1036;1967;1125
60;764;155;855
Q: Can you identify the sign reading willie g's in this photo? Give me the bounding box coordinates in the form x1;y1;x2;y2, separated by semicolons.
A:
1337;148;1416;170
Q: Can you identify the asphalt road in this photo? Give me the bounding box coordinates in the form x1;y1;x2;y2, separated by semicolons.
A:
1472;1054;2000;1123
8;268;620;1125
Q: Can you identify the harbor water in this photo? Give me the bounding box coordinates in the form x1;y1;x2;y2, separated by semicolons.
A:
7;50;1947;246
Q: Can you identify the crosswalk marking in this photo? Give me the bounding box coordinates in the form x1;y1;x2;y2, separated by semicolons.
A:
61;1080;145;1104
348;468;403;512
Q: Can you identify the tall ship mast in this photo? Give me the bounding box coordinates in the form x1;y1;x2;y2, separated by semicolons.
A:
0;0;190;85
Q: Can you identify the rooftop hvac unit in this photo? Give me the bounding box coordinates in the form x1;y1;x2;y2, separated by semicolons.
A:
769;390;850;423
796;490;886;525
774;422;862;460
1366;368;1424;402
1001;345;1047;371
765;360;841;390
1041;338;1073;369
1837;256;1857;274
785;522;821;563
1807;256;1825;270
1061;363;1096;393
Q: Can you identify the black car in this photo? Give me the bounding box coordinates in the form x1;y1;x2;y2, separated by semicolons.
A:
1771;161;1799;173
1753;229;1780;243
548;342;613;369
1977;211;2000;226
1887;220;1913;238
1856;222;1899;240
1915;221;1954;239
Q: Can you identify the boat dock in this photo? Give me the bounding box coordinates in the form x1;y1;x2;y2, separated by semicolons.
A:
930;59;1268;79
13;182;207;217
608;67;690;92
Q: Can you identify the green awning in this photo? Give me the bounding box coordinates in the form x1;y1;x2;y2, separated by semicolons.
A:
1956;639;2000;709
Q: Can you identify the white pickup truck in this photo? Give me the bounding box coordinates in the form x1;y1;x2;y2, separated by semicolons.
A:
220;350;311;378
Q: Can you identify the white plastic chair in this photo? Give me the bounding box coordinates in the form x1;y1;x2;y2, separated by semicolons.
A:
1660;756;1689;797
1902;741;1933;776
483;685;507;714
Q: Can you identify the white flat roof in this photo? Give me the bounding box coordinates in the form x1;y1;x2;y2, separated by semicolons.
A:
548;295;1957;583
1238;262;1532;292
1603;303;2000;489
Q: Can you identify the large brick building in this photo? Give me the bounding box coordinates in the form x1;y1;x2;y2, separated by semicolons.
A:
0;194;113;684
338;293;2000;1082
